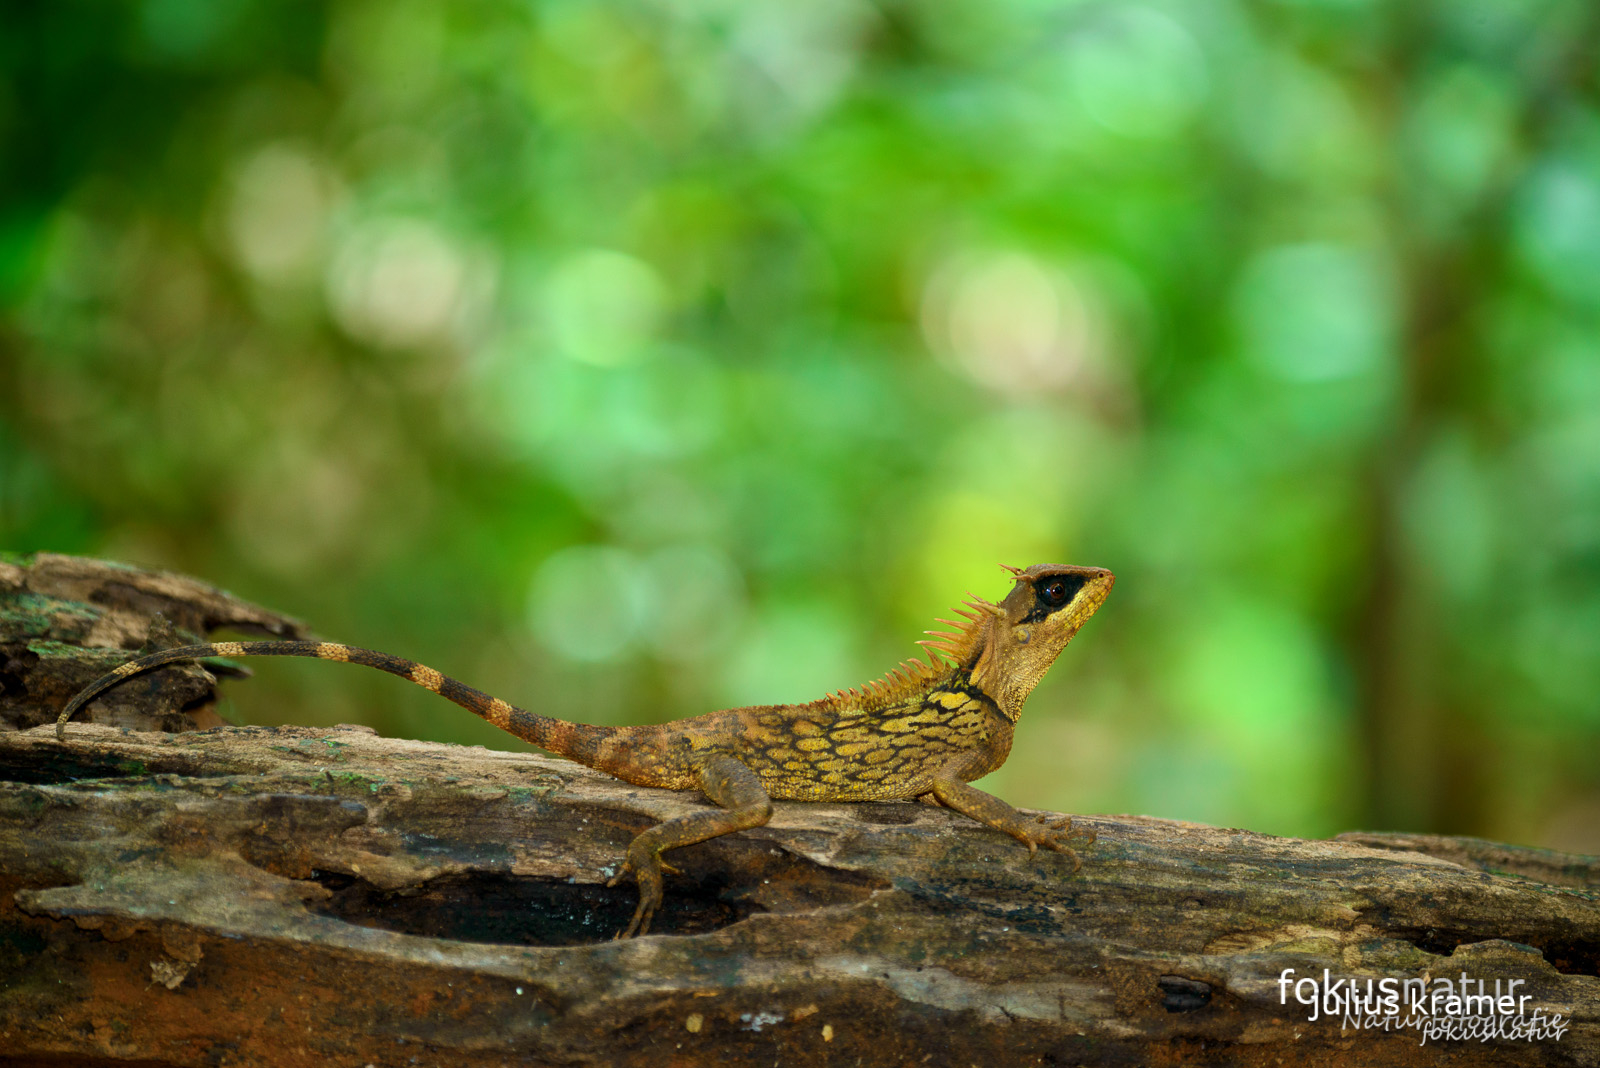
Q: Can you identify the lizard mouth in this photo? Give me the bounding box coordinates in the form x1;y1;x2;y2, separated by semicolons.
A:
1053;568;1115;640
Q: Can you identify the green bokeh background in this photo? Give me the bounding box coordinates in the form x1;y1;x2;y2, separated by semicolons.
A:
3;0;1597;850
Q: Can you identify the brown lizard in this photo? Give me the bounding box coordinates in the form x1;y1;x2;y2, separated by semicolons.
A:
55;562;1113;936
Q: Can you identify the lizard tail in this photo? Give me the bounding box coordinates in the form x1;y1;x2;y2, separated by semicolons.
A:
52;640;616;763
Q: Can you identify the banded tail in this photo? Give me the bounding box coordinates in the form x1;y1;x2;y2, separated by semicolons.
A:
53;640;616;763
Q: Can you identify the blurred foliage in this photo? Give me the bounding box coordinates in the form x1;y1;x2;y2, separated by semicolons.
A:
2;0;1597;850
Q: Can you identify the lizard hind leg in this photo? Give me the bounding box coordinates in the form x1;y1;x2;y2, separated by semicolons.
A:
606;753;772;938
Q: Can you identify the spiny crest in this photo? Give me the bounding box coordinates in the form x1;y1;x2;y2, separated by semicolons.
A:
828;658;936;707
915;593;1003;664
824;592;1002;708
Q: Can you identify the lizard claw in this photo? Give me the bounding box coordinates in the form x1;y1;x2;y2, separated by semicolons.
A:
604;859;633;889
618;884;661;939
610;842;667;938
616;904;653;940
1022;814;1094;873
604;852;679;887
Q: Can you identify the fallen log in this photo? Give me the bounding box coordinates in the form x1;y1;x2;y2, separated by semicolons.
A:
0;555;1595;1066
0;552;305;734
1;723;1596;1067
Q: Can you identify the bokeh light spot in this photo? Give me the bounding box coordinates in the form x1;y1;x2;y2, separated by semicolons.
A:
529;545;651;663
1066;7;1207;139
544;249;667;366
1515;162;1600;308
327;219;471;348
922;250;1099;397
1234;243;1394;381
223;143;338;284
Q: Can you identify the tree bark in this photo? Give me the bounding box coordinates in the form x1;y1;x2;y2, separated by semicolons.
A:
0;552;306;733
1;724;1596;1067
1;556;1596;1066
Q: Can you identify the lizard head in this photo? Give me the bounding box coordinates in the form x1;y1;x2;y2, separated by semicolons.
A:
970;563;1114;720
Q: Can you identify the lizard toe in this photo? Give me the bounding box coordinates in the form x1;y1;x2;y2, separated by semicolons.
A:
604;860;634;889
618;908;647;939
619;883;662;938
1039;839;1082;869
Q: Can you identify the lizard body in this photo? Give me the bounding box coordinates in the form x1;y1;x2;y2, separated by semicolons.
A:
55;562;1113;936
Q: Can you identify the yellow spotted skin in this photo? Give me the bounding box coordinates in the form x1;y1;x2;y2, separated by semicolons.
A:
53;563;1115;939
672;684;1005;802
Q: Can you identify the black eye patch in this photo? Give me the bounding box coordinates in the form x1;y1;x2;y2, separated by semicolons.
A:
1023;574;1088;621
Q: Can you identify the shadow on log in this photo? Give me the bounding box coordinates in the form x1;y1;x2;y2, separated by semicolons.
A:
0;555;1596;1066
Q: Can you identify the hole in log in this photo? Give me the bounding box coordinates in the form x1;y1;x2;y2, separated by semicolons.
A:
0;751;176;785
1158;975;1212;1012
304;836;887;945
305;869;748;944
0;649;29;699
0;743;245;786
1387;928;1598;978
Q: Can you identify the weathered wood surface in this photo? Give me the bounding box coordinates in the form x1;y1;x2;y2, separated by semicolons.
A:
0;553;306;733
1;724;1597;1068
1;555;1597;1065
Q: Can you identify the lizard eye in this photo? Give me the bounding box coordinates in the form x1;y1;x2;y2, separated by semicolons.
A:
1036;575;1085;610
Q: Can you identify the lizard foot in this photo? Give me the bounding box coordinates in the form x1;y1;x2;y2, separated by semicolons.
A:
1014;814;1095;873
606;843;668;938
1042;813;1097;846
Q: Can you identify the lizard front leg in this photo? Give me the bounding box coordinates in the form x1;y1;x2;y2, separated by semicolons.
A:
929;761;1094;873
606;752;772;938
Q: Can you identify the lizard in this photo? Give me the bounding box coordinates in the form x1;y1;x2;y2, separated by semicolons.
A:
55;562;1114;937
